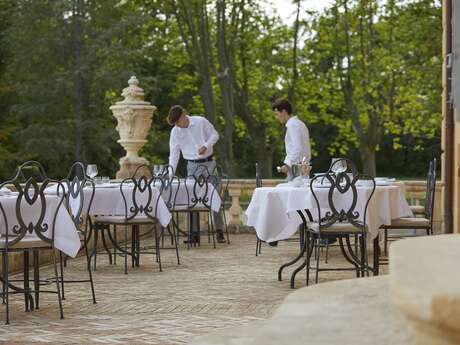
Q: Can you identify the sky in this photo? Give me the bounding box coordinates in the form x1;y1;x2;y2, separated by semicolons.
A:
270;0;334;24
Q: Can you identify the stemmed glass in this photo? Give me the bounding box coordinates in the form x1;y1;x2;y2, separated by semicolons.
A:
331;158;347;174
153;165;159;177
86;164;98;179
158;164;165;176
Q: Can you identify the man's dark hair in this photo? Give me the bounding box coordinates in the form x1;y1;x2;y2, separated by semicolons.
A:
167;105;185;125
271;99;292;114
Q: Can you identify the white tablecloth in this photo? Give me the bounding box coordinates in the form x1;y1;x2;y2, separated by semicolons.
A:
77;184;172;227
0;194;81;257
246;183;413;243
164;180;222;212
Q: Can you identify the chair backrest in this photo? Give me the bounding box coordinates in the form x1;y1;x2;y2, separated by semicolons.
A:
0;161;65;249
120;164;161;222
309;158;375;234
184;164;215;210
211;164;229;206
61;162;95;233
160;174;180;211
425;158;437;223
255;162;262;188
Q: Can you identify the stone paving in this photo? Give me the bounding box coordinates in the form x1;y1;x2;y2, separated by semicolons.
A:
0;234;387;344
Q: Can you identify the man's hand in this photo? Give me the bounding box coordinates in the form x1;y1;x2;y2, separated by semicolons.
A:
198;146;207;155
280;165;289;174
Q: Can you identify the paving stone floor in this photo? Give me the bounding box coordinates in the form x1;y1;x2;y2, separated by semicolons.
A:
0;234;387;344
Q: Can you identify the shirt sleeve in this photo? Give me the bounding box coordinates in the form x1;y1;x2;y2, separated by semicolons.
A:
203;118;219;149
168;130;181;176
284;125;305;166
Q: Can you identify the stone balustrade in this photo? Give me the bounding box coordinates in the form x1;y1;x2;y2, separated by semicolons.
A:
226;179;444;233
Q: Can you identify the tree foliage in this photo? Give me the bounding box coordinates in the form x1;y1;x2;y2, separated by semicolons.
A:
0;0;442;179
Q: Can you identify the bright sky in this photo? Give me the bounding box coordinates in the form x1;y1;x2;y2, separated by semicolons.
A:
270;0;334;24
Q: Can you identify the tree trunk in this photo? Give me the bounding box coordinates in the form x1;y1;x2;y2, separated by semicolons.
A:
72;0;84;162
360;146;376;177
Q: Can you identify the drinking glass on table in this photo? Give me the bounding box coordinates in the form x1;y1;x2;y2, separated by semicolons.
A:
159;164;165;176
86;164;98;179
153;165;159;177
331;158;347;174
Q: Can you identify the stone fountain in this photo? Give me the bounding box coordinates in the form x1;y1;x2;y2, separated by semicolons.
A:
110;76;156;178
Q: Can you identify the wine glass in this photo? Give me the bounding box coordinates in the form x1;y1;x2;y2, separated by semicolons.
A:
159;164;165;176
331;158;347;174
153;165;159;177
86;164;98;179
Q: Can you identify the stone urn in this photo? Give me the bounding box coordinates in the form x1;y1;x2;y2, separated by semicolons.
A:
110;76;156;179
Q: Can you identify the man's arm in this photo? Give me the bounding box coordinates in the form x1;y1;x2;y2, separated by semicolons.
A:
203;118;219;149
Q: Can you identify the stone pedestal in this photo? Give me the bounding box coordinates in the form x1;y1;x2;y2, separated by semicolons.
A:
110;76;156;179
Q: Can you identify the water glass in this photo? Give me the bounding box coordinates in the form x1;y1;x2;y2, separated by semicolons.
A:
159;164;165;176
331;158;347;174
153;165;159;177
102;176;110;184
86;164;98;179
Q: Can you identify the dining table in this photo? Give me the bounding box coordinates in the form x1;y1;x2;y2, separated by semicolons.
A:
245;179;413;286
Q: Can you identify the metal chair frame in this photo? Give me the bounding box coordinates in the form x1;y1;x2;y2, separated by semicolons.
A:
0;161;64;324
299;158;376;286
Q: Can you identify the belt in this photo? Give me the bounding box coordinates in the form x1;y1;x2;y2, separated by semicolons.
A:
187;155;214;164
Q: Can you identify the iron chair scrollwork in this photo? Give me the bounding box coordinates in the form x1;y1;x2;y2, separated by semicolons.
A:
173;165;221;249
380;158;437;257
255;162;263;256
58;162;96;304
298;158;376;286
0;161;65;324
92;164;164;274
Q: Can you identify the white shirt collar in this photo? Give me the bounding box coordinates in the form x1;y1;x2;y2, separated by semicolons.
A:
285;115;298;127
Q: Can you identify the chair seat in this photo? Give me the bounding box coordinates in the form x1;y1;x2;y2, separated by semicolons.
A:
94;215;156;225
308;222;365;234
410;205;425;215
387;217;430;228
0;236;50;249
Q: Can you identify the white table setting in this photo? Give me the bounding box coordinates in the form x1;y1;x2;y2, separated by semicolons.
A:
246;176;412;243
0;188;81;257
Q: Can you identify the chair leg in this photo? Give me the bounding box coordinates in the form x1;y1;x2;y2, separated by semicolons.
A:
52;250;64;319
124;225;128;275
209;212;216;249
325;242;329;264
384;229;388;256
155;226;162;272
92;229;99;271
306;232;312;286
59;251;65;300
222;208;230;244
315;238;320;284
170;225;180;265
2;253;5;305
33;250;40;309
23;251;30;312
255;238;260;257
84;243;97;304
4;253;9;324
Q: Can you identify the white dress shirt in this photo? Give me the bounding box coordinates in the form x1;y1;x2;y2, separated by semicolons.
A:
284;116;311;166
168;115;219;173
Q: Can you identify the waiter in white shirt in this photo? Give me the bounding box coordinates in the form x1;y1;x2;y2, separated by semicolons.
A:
269;99;311;247
167;105;226;244
272;99;311;180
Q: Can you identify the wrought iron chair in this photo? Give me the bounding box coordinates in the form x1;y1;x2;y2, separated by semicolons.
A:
173;166;220;249
381;158;437;256
158;174;181;265
58;162;96;303
297;158;376;286
0;161;65;323
92;164;164;273
409;161;434;216
211;164;230;244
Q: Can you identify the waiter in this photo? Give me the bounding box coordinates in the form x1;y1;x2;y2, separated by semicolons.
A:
272;99;311;179
167;105;226;244
271;99;311;247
